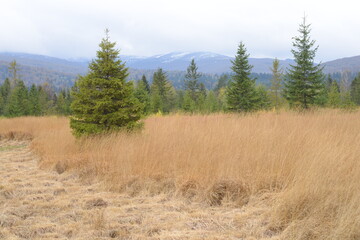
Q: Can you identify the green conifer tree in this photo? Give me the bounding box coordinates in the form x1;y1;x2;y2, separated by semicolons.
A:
56;89;71;115
138;75;150;94
283;17;325;109
184;59;201;103
28;84;41;115
256;85;271;110
70;30;141;137
5;80;30;117
214;74;229;93
134;79;151;115
226;42;258;112
150;68;174;113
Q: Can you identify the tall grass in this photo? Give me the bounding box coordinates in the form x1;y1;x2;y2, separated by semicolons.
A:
0;110;359;239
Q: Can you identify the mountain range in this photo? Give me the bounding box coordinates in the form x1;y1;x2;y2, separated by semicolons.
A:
0;51;359;90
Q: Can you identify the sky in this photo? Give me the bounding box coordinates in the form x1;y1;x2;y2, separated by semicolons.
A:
0;0;359;62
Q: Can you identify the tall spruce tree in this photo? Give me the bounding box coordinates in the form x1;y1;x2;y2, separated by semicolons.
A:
70;30;141;136
140;75;150;93
226;42;258;112
134;79;151;115
5;80;29;117
150;68;174;113
350;73;360;105
28;84;41;115
184;59;201;103
283;17;325;109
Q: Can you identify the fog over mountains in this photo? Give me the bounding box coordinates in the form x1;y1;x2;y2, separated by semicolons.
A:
0;51;359;90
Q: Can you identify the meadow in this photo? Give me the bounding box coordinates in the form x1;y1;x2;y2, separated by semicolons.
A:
1;110;359;239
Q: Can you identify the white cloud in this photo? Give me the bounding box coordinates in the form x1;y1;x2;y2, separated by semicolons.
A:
0;0;359;61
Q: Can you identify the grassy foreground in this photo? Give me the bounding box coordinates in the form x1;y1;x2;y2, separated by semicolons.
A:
1;110;359;239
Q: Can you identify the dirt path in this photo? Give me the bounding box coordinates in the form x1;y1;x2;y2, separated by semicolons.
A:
0;140;276;240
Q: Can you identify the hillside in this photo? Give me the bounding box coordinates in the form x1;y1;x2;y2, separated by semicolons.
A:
0;52;359;90
322;55;360;74
123;52;295;74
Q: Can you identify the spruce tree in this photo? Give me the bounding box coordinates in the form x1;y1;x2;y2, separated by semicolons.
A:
56;89;72;115
150;68;174;113
5;80;29;117
226;42;258;112
256;85;271;110
350;73;360;105
184;59;201;103
70;30;141;136
134;79;151;115
28;84;41;115
141;75;150;93
283;17;325;109
214;74;229;93
269;58;283;109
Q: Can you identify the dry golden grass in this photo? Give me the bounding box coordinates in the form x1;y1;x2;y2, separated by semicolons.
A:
1;110;360;239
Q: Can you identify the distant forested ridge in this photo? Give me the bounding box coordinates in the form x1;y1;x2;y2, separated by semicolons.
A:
0;59;272;90
0;52;360;91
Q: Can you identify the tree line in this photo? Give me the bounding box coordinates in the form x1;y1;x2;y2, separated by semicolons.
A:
0;60;71;117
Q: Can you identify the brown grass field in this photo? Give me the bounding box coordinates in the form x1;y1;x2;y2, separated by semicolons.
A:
0;110;360;239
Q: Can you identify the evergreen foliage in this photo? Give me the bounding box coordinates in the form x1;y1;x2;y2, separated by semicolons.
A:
283;17;325;109
70;30;142;137
184;59;201;103
28;84;41;115
150;68;175;113
5;80;30;117
182;90;196;112
214;74;229;93
256;85;271;110
141;75;150;93
226;42;258;112
134;79;151;115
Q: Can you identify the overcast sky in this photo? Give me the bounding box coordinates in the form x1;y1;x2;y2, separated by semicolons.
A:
0;0;359;61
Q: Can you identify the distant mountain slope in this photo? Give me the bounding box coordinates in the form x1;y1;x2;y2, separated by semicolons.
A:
0;60;78;90
322;55;360;74
122;52;295;74
0;51;359;90
0;52;88;74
